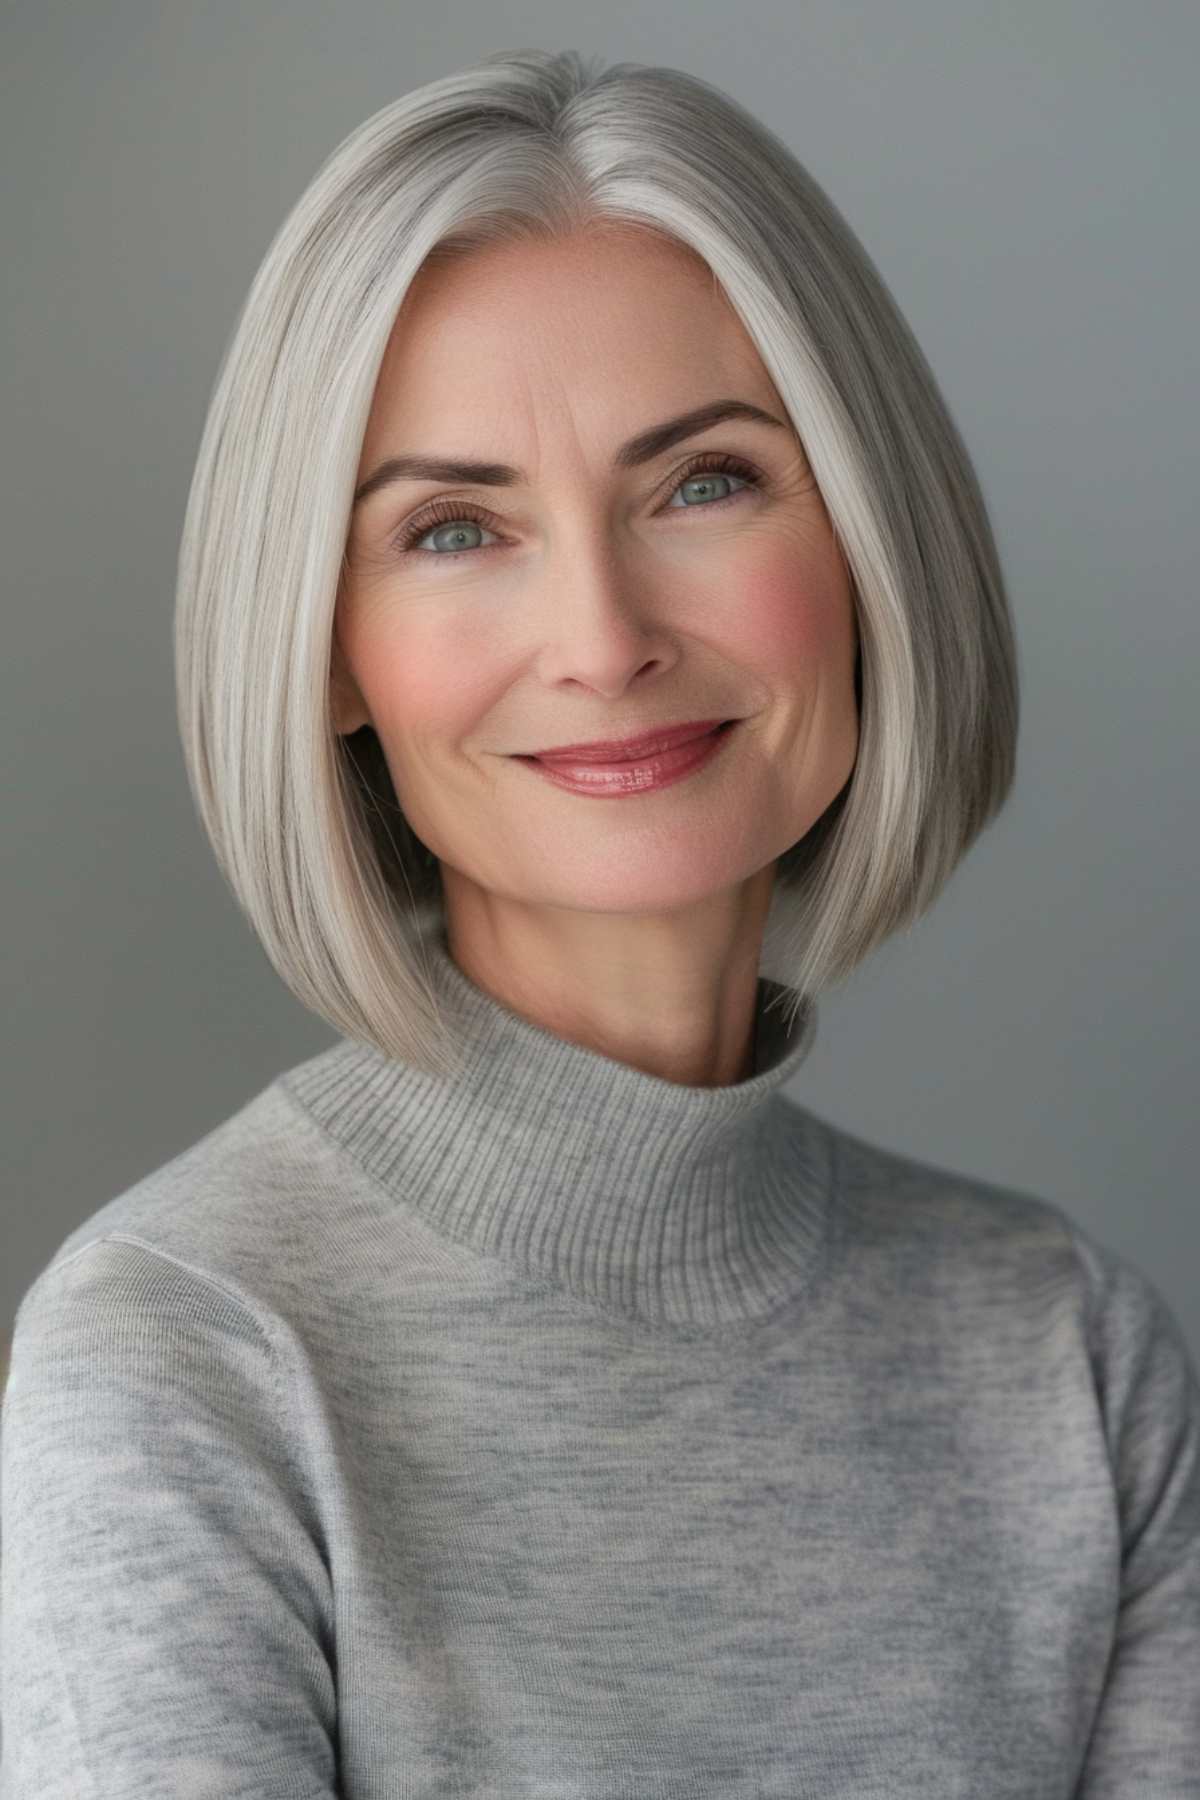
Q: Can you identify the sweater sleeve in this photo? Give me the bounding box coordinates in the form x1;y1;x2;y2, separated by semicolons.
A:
1064;1217;1200;1797
0;1236;340;1799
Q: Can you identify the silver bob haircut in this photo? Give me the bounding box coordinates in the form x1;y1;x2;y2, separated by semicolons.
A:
176;47;1019;1080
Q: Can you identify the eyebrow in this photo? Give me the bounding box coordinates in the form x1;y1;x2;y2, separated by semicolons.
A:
351;398;790;510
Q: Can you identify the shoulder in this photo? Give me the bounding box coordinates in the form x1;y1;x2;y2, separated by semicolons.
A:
807;1104;1080;1269
12;1041;359;1346
808;1106;1187;1361
824;1109;1195;1392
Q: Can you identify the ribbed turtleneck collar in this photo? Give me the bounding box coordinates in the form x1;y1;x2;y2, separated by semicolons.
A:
281;931;839;1335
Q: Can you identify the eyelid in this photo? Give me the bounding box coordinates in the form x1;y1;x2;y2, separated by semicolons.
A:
389;449;766;557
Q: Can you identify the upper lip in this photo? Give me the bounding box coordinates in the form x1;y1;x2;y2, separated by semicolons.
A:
522;718;732;763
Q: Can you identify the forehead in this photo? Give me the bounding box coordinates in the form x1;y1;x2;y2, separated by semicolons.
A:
363;228;776;447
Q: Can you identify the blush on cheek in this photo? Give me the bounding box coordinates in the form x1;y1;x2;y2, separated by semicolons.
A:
363;641;508;755
727;552;855;668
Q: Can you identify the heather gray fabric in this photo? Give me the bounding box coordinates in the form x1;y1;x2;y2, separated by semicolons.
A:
3;930;1198;1797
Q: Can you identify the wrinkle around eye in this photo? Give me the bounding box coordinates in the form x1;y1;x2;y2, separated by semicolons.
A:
374;450;773;568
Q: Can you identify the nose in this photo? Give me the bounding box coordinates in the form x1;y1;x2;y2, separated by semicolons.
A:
530;536;682;697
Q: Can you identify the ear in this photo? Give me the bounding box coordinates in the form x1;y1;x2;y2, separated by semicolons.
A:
329;635;371;737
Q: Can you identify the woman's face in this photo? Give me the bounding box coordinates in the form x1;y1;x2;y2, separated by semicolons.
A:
334;226;860;925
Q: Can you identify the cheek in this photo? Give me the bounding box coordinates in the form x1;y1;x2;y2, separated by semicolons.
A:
342;610;488;741
720;542;856;672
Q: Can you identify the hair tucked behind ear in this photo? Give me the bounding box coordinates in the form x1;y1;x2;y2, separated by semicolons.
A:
175;45;1018;1078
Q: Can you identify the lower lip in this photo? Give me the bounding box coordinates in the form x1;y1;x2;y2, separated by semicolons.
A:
514;721;738;797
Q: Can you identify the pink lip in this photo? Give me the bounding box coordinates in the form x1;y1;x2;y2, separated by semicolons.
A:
515;719;737;797
523;717;729;764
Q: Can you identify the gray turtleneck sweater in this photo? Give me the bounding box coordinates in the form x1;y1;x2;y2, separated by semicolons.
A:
2;935;1198;1797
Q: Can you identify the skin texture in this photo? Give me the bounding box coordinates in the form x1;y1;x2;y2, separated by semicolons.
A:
333;224;860;1087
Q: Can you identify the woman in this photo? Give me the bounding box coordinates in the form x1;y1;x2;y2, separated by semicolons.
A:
3;47;1196;1798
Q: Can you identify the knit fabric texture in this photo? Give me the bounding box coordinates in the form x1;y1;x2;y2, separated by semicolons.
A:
2;930;1198;1797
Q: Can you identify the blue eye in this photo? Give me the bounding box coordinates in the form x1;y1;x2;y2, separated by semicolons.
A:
392;451;764;558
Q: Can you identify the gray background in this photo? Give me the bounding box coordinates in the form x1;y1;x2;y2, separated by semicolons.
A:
3;0;1197;1366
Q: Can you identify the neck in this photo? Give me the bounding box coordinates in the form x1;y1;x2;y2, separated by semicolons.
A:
282;929;838;1335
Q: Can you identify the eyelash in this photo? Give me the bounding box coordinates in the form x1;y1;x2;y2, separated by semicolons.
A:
390;451;765;558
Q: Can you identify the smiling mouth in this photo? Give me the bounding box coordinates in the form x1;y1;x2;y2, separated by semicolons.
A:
515;720;738;767
511;719;739;796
